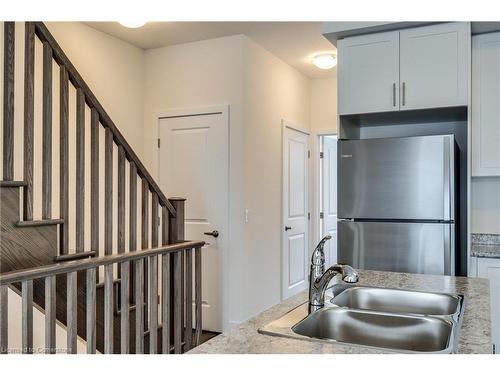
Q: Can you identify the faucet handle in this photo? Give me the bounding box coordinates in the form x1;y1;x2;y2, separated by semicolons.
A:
340;264;359;283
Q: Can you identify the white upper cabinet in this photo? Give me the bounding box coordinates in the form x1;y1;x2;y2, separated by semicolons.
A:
338;22;468;115
338;31;400;115
472;32;500;176
399;23;468;111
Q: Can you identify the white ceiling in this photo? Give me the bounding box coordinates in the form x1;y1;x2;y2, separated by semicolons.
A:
84;22;337;79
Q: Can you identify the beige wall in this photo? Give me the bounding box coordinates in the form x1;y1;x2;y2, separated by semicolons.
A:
310;76;338;133
45;22;146;158
471;178;500;234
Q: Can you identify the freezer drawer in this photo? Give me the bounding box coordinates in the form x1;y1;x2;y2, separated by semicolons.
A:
338;221;455;275
338;135;455;221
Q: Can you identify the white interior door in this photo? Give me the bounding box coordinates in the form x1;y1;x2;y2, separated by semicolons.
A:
321;135;338;267
282;124;309;300
158;109;228;332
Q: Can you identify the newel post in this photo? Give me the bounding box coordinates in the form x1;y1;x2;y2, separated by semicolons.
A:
168;198;185;244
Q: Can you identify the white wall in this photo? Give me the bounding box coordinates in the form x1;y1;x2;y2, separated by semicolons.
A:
471;178;500;234
310;76;338;133
143;35;245;329
143;34;310;327
235;37;310;323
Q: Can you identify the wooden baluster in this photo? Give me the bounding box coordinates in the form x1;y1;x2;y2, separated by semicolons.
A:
59;66;69;254
141;179;149;331
184;248;193;351
105;128;113;255
169;199;185;352
161;253;170;354
149;256;158;353
150;194;159;353
161;205;170;353
120;261;130;354
0;285;8;354
173;251;182;354
23;22;35;221
118;146;126;254
152;194;158;248
44;275;56;354
67;272;77;353
3;22;15;181
86;268;96;354
104;264;114;354
91;109;99;259
129;162;137;303
42;41;53;219
22;280;33;354
76;88;85;252
195;246;202;346
135;258;144;353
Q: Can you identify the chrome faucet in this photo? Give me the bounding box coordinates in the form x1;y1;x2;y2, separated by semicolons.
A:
308;235;359;313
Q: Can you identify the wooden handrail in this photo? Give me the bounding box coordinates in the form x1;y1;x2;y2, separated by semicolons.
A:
0;240;204;285
31;22;176;216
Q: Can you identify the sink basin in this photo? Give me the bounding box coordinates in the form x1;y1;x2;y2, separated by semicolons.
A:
292;307;454;353
331;286;462;317
259;286;464;353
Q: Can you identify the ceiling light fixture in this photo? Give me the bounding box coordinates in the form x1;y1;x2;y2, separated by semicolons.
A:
118;21;147;28
312;54;337;70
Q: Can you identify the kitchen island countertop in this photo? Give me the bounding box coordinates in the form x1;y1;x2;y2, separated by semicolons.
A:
189;270;492;354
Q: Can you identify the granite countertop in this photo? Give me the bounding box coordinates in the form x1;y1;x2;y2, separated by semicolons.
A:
471;233;500;259
189;270;492;354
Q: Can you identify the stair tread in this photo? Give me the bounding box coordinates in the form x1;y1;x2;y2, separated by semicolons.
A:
16;218;64;227
0;180;27;187
54;250;96;262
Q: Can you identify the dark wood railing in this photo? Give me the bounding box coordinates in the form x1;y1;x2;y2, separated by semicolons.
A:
1;22;203;354
0;240;204;354
2;21;176;254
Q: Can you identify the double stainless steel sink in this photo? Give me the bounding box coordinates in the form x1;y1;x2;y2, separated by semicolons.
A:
259;285;464;353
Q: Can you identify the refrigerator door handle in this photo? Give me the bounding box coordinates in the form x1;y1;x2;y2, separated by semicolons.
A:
443;225;455;276
443;136;453;222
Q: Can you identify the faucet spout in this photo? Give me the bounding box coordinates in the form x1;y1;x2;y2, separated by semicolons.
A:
308;236;359;314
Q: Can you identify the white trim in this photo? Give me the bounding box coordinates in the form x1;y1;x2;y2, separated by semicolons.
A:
312;131;338;251
281;120;310;301
156;104;231;331
282;119;310;136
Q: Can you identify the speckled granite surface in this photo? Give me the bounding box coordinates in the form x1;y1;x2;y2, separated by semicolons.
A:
471;233;500;258
189;270;492;354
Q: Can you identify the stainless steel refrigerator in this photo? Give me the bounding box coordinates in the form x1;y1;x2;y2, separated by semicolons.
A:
338;135;457;276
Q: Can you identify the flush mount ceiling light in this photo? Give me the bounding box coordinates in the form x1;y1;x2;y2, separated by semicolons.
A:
118;21;147;28
312;54;337;69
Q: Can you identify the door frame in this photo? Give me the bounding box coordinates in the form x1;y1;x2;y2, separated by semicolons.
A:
156;104;230;331
281;119;310;300
314;131;338;248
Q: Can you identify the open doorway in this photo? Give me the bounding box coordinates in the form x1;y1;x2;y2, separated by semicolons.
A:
318;134;338;268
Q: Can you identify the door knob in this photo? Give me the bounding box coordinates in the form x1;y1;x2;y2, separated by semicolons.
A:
285;226;292;231
204;230;219;238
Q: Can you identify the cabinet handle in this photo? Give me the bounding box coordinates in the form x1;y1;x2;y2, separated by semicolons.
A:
402;81;406;106
392;83;396;107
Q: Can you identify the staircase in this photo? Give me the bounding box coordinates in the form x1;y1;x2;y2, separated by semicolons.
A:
0;22;204;354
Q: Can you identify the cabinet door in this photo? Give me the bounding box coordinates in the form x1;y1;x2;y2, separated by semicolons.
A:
338;31;400;115
472;32;500;176
400;22;468;110
477;258;500;349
